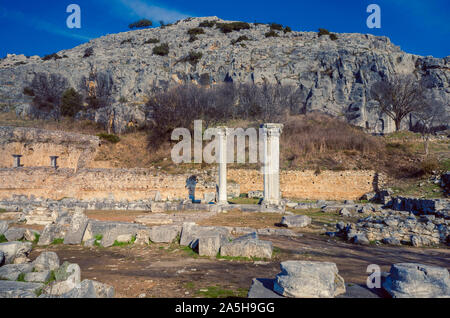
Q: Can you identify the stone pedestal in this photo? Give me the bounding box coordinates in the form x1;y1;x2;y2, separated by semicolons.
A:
50;156;59;169
217;127;229;205
12;155;22;168
261;124;283;206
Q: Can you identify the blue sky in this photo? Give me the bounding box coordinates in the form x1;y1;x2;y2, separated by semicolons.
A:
0;0;449;58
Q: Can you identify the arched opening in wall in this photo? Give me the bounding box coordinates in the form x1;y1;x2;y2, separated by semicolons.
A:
376;119;385;135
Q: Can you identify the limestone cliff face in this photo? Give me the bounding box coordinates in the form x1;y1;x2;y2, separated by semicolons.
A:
0;17;448;133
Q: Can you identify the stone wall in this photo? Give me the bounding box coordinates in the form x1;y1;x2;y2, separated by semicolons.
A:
0;126;100;170
0;168;219;202
0;167;379;203
228;169;380;200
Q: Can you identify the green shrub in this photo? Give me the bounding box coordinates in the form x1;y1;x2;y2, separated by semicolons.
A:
270;23;283;31
188;35;198;42
179;51;203;65
265;30;279;38
153;43;170;56
17;273;26;282
284;26;292;33
318;28;330;37
199;20;216;28
231;35;250;45
97;133;121;144
129;19;153;29
329;33;338;41
144;38;160;44
118;96;128;103
0;234;7;243
61;88;82;117
23;87;35;96
52;238;64;245
216;22;251;33
187;27;205;36
33;233;40;244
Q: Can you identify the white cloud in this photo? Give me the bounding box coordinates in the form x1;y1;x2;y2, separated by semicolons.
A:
118;0;191;23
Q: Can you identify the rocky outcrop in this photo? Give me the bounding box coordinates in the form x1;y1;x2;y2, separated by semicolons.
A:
1;17;448;133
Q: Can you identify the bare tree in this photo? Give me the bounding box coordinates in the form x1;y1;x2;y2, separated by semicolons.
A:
79;65;114;109
26;72;68;119
413;99;449;156
370;74;427;131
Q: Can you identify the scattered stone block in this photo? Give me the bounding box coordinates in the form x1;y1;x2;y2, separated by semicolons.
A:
280;215;311;228
220;234;272;259
0;220;9;235
59;280;114;298
180;223;230;249
33;252;60;271
382;237;401;246
135;214;173;226
64;211;89;245
4;227;25;242
44;264;81;295
248;279;284;298
25;207;54;226
150;202;167;213
383;263;450;298
23;229;40;242
116;234;133;243
0;264;33;281
82;221;145;247
350;233;370;245
24;270;51;283
198;235;228;257
149;225;180;243
38;224;67;246
339;208;351;217
0;241;32;264
273;261;346;298
0;281;43;298
134;229;151;245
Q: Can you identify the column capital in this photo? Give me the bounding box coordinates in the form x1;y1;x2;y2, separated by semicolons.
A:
216;126;230;136
261;123;283;136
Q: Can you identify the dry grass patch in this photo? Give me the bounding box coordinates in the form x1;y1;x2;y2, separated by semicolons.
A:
198;210;283;229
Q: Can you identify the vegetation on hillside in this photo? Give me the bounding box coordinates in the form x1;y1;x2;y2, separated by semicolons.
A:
129;19;153;29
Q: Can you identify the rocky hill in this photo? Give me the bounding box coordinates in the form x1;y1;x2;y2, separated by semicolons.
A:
0;17;449;133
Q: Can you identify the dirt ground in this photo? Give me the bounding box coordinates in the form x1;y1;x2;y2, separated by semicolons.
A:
29;233;450;298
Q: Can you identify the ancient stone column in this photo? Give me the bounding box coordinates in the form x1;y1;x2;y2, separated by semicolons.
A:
12;155;22;168
217;127;228;205
261;124;283;205
50;156;59;169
